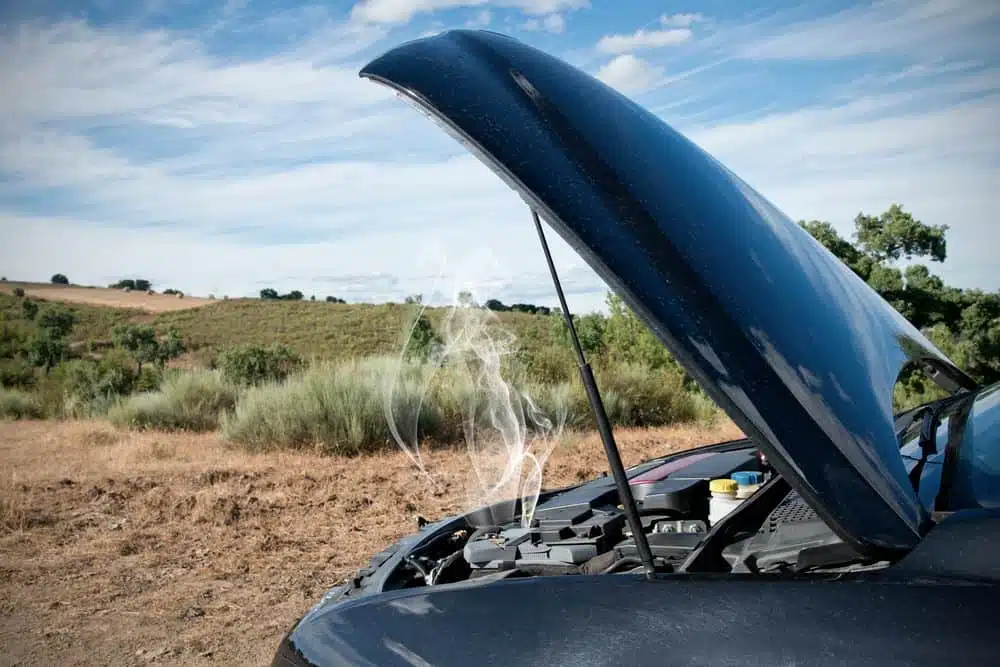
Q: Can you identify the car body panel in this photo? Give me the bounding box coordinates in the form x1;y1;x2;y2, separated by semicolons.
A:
279;571;998;667
358;29;978;558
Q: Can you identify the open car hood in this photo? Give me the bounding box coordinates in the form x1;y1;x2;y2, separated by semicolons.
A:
359;30;977;558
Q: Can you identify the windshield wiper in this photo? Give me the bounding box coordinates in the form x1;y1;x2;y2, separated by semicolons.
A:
895;392;977;504
531;208;657;578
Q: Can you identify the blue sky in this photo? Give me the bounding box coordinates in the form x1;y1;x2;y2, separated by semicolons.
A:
0;0;997;314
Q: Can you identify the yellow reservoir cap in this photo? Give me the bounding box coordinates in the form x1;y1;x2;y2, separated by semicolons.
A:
710;478;738;494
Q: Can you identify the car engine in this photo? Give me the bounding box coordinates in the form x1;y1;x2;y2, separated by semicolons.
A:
324;441;880;606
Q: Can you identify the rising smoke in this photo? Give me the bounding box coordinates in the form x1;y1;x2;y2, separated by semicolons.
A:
382;287;565;527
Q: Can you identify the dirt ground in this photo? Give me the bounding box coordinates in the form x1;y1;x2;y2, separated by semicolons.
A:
0;283;214;313
0;419;742;666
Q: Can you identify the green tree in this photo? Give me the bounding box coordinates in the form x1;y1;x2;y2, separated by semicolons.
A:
28;334;67;373
112;324;160;374
111;324;184;374
50;273;69;285
37;307;76;339
854;204;948;264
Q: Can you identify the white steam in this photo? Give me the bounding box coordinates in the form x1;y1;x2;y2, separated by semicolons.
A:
382;285;565;527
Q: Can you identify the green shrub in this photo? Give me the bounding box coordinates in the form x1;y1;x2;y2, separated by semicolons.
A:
222;357;435;455
108;370;239;431
0;358;35;389
217;343;302;386
12;287;24;298
20;299;38;321
0;387;41;420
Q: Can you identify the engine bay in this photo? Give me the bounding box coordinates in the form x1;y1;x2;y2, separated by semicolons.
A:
364;441;880;593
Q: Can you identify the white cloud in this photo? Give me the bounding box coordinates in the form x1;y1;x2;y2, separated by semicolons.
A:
521;13;565;33
349;0;588;25
465;9;492;28
596;54;664;94
542;13;565;33
661;13;703;27
596;27;692;54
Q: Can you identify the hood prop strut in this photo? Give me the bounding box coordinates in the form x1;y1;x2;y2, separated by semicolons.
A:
531;209;657;578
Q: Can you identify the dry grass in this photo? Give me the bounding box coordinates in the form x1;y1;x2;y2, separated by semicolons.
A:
0;282;214;313
0;418;741;666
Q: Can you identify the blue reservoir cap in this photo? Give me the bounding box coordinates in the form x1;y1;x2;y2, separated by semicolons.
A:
732;471;763;486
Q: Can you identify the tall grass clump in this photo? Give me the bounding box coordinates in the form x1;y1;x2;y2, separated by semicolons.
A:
108;369;239;431
0;388;42;420
222;357;441;455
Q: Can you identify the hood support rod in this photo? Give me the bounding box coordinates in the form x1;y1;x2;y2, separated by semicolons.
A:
531;209;657;578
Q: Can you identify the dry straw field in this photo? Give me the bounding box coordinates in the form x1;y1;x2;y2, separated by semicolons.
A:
0;418;741;666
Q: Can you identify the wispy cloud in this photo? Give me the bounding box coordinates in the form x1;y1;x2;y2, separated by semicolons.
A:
0;0;997;315
739;0;1000;60
521;13;566;33
596;27;691;54
349;0;588;25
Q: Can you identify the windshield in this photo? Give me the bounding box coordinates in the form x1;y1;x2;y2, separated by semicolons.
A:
899;383;1000;511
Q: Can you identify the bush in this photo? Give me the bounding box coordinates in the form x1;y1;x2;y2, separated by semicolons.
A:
0;388;41;420
12;288;24;298
217;343;302;386
222;357;436;455
108;370;239;431
21;299;38;321
50;274;69;285
221;354;713;456
0;358;35;389
60;350;140;417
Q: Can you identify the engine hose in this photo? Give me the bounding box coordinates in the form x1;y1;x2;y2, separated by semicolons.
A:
600;556;644;574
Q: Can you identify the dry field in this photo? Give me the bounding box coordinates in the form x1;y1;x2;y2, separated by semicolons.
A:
0;419;742;666
0;283;214;313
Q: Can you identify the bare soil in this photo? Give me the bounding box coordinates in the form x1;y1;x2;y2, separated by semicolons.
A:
0;283;215;313
0;419;742;666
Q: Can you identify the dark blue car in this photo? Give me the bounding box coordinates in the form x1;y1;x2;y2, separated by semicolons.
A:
272;30;1000;667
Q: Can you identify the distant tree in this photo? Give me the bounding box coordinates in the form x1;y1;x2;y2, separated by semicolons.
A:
457;290;477;308
50;273;69;285
310;294;316;301
284;290;304;301
404;294;424;305
484;299;507;311
260;288;279;300
325;296;346;304
163;288;182;296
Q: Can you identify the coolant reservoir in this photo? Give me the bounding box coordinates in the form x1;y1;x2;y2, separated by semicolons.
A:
732;471;764;499
708;478;742;527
